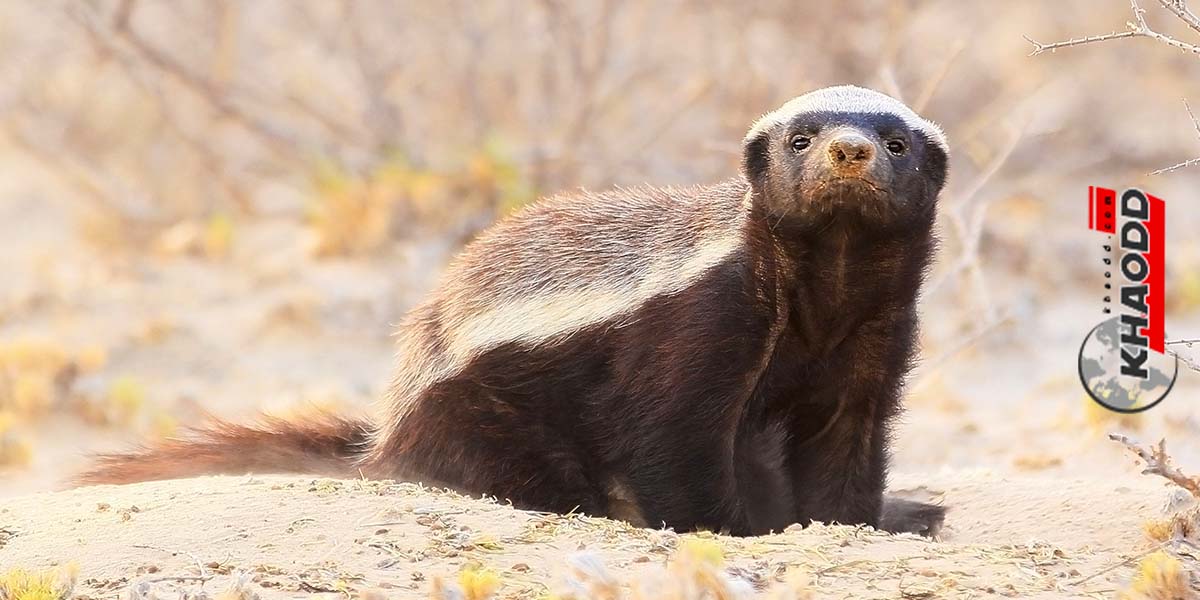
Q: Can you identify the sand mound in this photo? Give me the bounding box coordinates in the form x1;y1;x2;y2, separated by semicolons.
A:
0;472;1184;599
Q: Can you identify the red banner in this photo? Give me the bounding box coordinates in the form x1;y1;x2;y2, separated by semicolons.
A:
1088;186;1116;234
1144;194;1164;353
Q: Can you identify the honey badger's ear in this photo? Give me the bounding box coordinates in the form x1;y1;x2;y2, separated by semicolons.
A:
741;129;771;190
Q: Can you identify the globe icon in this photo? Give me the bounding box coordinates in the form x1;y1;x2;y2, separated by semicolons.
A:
1078;316;1178;413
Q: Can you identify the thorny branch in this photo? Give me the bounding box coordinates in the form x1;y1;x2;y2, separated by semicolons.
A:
1157;0;1200;35
1025;0;1200;174
1150;98;1200;174
1109;434;1200;500
1023;0;1200;56
1166;337;1200;373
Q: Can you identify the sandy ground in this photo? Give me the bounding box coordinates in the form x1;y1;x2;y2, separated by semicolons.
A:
0;471;1190;599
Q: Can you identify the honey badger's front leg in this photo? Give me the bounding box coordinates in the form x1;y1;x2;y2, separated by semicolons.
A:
783;315;945;537
603;258;784;536
786;384;889;531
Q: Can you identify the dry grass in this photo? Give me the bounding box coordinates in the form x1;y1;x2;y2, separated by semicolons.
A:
1120;551;1197;600
0;565;77;600
1142;509;1199;544
1;474;1193;599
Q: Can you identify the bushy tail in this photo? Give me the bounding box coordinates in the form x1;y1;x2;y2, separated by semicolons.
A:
76;413;372;486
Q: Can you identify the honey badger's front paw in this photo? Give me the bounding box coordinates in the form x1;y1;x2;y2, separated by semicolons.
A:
880;496;946;537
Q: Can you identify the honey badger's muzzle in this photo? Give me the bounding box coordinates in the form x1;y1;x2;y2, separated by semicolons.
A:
815;129;890;188
827;132;875;174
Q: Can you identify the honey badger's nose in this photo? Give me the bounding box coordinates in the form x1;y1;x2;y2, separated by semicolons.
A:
827;133;875;170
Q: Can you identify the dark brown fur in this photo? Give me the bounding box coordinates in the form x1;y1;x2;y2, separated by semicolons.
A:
80;86;949;537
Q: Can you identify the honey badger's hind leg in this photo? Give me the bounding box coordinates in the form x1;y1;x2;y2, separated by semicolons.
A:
879;496;947;537
367;372;609;519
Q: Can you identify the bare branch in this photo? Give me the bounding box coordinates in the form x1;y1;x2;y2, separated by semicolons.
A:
1148;98;1200;174
1168;348;1200;372
1155;0;1200;36
1022;31;1140;56
926;123;1025;302
1024;0;1200;56
1166;339;1200;345
913;39;966;113
1138;21;1200;53
909;309;1013;392
1109;434;1200;500
1186;98;1200;139
1149;156;1200;174
1131;0;1151;29
1164;337;1200;372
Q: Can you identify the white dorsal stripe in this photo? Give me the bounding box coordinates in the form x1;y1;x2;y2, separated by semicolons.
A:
445;228;746;364
745;85;949;152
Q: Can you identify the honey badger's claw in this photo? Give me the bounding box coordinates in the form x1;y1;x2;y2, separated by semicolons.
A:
880;496;947;538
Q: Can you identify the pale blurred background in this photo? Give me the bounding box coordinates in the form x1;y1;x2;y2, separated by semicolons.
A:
1;0;1198;495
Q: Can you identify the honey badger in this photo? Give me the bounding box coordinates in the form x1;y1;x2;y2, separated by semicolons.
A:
82;85;949;537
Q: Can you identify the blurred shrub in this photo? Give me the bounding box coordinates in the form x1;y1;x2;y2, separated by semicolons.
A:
0;338;167;469
0;411;32;469
0;340;81;419
308;146;535;257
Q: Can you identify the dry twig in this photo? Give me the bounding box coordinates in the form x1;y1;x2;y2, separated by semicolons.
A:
1109;434;1200;500
1156;0;1200;35
131;544;209;578
1149;99;1200;175
1023;0;1200;56
1073;539;1169;587
1166;337;1200;373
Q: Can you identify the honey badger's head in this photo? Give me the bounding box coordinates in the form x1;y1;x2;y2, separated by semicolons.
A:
742;86;948;233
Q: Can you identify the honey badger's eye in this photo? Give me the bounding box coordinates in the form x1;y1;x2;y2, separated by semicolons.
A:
790;135;812;152
885;139;907;155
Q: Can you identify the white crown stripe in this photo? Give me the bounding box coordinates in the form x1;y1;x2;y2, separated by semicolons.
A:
745;85;949;153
